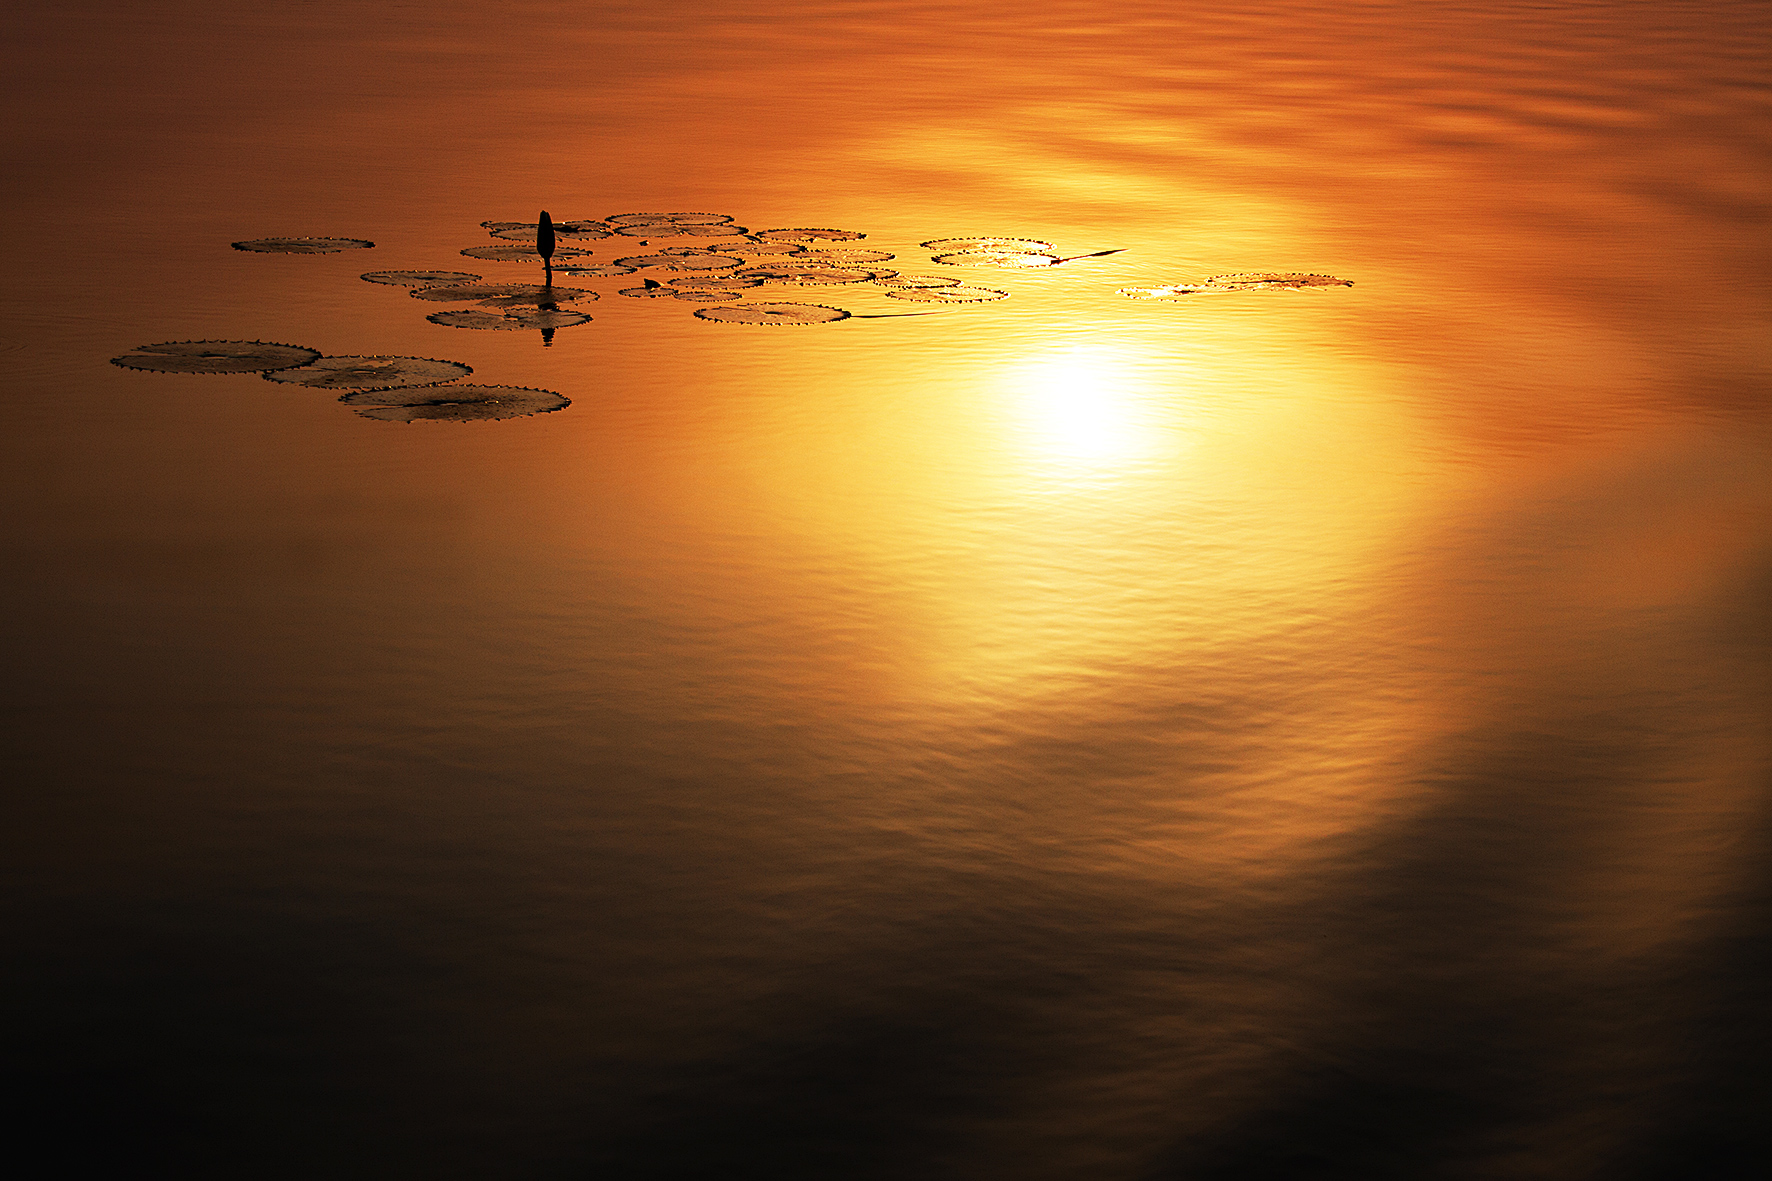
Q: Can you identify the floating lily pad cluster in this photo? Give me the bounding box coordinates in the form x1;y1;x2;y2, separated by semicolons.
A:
109;339;568;423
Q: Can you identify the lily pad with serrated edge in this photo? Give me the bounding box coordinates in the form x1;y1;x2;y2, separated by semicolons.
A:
884;285;1008;303
606;213;735;226
262;355;471;390
341;385;569;423
460;245;594;262
613;254;743;271
409;283;594;303
666;275;765;289
110;340;321;375
934;251;1060;268
795;249;895;264
754;228;866;244
618;284;680;299
670;290;741;303
551;264;637;278
737;267;875;286
362;270;482;286
920;237;1052;253
694;303;850;325
1204;272;1354;289
711;241;806;257
872;274;961;289
233;237;374;254
427;309;592;331
486;220;610;240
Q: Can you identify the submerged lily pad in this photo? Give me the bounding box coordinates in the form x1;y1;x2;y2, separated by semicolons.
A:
693;303;850;325
1118;284;1236;300
341;384;569;423
735;267;875;286
427;309;592;330
233;237;374;253
110;340;321;375
1204;272;1354;289
408;283;595;303
754;228;866;243
262;355;471;390
921;237;1052;253
933;250;1061;267
459;244;594;262
613;253;744;271
362;270;482;286
884;285;1009;303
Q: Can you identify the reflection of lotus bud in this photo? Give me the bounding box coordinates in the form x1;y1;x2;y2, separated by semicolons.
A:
537;211;556;261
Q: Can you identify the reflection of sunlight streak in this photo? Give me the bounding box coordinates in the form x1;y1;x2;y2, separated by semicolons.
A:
1003;348;1161;469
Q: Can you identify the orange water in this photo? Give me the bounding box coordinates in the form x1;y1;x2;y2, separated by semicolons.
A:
3;2;1769;1176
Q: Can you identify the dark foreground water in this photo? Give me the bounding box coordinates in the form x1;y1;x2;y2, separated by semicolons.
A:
3;2;1770;1177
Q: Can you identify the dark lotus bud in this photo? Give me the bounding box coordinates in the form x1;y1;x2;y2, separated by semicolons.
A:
537;211;556;261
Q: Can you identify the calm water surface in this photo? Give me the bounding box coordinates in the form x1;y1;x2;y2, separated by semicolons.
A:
4;2;1769;1177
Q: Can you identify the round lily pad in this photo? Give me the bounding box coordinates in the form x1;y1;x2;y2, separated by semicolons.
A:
110;340;321;375
340;385;570;423
551;264;638;278
872;274;961;289
486;220;610;240
933;250;1060;267
262;355;471;390
409;283;594;303
920;237;1052;253
606;212;734;225
736;267;875;286
613;254;743;271
754;228;866;243
694;303;850;325
1204;272;1354;289
670;290;741;302
795;249;894;264
233;237;374;253
427;309;592;330
459;245;594;262
618;284;680;299
884;285;1008;303
362;270;482;286
712;241;806;256
666;275;765;289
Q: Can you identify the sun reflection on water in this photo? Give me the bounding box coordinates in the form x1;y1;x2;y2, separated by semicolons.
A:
1001;346;1165;474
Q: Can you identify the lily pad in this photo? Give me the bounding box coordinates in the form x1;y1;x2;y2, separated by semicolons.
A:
920;237;1052;253
613;254;744;271
262;355;471;390
408;283;595;303
427;309;592;330
712;241;807;257
735;267;875;286
884;285;1009;303
693;303;850;325
233;237;374;253
551;264;638;278
666;275;766;289
795;248;894;264
459;244;594;262
617;283;680;299
754;228;867;243
1204;272;1354;289
606;212;735;226
341;384;570;423
933;250;1061;267
872;273;959;289
362;270;482;286
110;340;321;375
486;220;610;240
